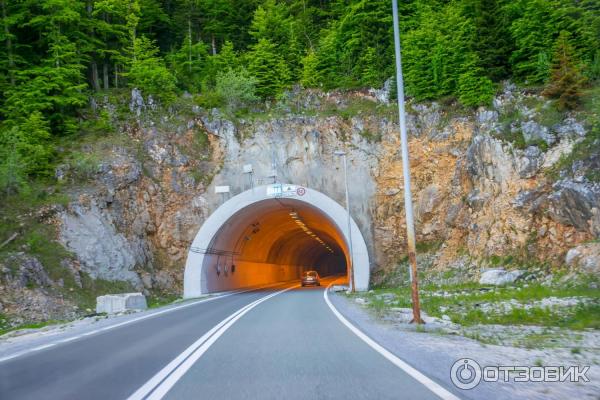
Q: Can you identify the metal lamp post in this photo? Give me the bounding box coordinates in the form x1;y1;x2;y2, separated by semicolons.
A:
392;0;423;323
334;150;355;292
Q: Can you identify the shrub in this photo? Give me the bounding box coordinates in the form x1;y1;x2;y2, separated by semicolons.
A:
215;68;258;111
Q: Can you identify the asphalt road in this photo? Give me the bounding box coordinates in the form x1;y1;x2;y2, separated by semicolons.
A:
0;278;450;400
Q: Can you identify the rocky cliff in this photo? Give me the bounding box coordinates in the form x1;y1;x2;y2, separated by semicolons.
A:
1;83;598;327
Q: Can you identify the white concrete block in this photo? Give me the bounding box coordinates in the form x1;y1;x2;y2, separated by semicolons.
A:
96;292;147;314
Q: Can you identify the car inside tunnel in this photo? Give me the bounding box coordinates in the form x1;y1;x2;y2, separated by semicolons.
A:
197;198;348;293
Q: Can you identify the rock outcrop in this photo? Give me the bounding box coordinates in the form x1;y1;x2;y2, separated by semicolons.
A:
2;83;598;326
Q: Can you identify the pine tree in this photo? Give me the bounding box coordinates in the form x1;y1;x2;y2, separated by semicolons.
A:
466;0;514;81
0;127;28;196
300;49;322;88
457;55;495;107
126;36;177;102
4;0;87;134
359;47;381;88
167;36;209;92
246;38;290;98
199;0;235;55
0;0;26;89
92;0;130;90
542;31;586;110
212;41;238;72
506;0;555;83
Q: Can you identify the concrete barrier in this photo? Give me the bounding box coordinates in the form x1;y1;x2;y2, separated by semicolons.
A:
96;293;148;314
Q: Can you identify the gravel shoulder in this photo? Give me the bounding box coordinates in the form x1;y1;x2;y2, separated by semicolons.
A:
329;291;600;400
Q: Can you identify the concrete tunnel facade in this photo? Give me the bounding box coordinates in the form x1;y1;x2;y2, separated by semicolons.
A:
183;184;370;297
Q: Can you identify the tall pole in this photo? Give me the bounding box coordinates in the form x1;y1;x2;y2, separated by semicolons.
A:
335;150;355;292
343;154;355;292
392;0;422;323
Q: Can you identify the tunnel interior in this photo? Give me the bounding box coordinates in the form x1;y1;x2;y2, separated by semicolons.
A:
200;198;349;293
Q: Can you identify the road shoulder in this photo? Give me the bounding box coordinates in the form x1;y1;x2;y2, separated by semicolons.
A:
328;291;599;400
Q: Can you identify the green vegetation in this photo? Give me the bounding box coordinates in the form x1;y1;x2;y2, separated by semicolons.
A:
0;0;598;196
546;85;600;181
353;280;600;331
0;318;67;337
542;31;587;110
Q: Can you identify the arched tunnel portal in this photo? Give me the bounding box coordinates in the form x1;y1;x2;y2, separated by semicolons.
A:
183;184;370;297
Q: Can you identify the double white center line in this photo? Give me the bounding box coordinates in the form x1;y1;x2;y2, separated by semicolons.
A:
127;284;296;400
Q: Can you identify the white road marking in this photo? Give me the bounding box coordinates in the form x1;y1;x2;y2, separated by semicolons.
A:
128;284;297;400
0;282;290;364
323;282;461;400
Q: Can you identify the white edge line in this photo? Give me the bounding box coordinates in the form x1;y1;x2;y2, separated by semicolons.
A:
0;282;289;364
323;282;461;400
129;285;297;400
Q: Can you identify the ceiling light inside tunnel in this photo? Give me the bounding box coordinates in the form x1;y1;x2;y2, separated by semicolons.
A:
288;209;334;254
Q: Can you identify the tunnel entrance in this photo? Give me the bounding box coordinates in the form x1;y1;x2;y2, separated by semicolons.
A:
183;184;370;297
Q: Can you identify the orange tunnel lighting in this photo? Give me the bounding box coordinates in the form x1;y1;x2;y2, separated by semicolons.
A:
202;198;348;292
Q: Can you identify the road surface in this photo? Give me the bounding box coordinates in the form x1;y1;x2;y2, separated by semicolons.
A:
0;277;456;400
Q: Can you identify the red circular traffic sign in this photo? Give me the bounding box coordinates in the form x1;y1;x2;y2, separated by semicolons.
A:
296;187;306;196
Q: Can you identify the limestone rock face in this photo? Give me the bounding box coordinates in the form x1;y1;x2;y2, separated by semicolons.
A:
59;202;144;287
548;180;600;232
7;84;598;329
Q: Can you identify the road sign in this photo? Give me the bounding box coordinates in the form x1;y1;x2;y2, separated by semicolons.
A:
296;187;306;196
266;184;298;198
215;185;230;194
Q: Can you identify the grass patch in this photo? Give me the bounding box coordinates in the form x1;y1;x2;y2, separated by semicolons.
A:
147;293;180;309
0;318;67;337
350;279;600;331
69;274;137;312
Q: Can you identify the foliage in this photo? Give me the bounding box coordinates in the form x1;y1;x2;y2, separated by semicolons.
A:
215;68;258;111
457;56;496;107
0;0;598;184
353;279;600;333
542;31;586;110
298;49;319;89
126;37;177;103
246;38;290;98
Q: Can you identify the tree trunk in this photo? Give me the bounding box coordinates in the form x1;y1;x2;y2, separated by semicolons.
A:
114;64;119;88
87;0;100;91
91;61;101;91
103;61;109;90
211;34;216;55
188;18;192;72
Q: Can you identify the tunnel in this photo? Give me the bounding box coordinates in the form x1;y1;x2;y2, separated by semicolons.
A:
183;184;370;297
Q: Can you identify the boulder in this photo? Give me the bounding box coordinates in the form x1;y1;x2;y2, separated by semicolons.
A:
565;243;600;275
479;269;525;285
547;180;600;232
96;293;147;314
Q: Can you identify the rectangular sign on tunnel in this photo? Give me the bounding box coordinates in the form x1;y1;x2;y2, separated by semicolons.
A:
267;184;298;198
